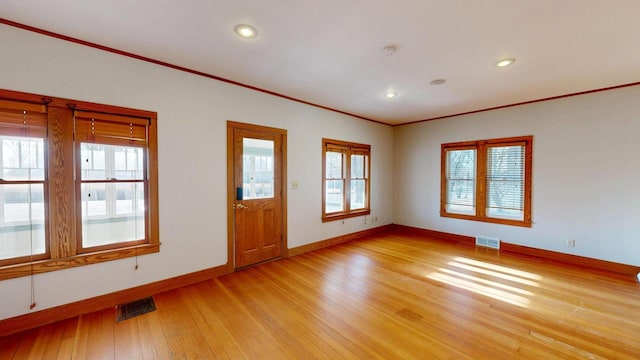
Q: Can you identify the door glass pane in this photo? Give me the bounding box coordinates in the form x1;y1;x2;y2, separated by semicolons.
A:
242;138;274;200
81;182;145;248
0;184;46;260
325;179;344;213
446;149;476;214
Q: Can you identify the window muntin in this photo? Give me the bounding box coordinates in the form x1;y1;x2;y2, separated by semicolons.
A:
441;136;532;227
322;139;370;221
0;101;48;266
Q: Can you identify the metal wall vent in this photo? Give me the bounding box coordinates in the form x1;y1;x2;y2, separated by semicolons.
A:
475;235;500;249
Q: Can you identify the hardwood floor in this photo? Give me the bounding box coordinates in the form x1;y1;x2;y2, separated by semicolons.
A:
2;230;640;359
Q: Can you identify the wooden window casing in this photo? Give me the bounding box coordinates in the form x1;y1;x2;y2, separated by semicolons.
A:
0;100;49;267
441;135;533;227
75;111;150;254
322;138;371;222
0;88;159;281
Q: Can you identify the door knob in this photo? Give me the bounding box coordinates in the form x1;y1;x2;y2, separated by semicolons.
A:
235;203;248;209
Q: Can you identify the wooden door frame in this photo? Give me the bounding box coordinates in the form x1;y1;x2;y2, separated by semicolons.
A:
226;121;288;271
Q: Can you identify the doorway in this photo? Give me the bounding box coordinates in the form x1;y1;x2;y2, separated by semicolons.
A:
227;121;287;269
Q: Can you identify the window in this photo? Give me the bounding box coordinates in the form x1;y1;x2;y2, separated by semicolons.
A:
75;111;149;253
322;138;370;222
0;89;159;280
441;136;532;227
0;100;48;267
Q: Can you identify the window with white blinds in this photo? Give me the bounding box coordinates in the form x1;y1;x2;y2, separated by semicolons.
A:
441;136;532;227
487;144;525;221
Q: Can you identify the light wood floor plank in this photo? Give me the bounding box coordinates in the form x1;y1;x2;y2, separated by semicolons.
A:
131;309;173;360
26;320;65;360
180;281;247;360
2;230;640;359
71;308;115;360
152;289;217;359
266;250;476;359
0;331;22;359
4;328;38;359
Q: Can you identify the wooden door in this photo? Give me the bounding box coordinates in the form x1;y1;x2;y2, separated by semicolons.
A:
227;122;286;269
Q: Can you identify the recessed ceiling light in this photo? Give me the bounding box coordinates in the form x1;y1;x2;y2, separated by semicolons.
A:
234;24;257;38
496;58;516;67
385;91;397;98
430;79;446;85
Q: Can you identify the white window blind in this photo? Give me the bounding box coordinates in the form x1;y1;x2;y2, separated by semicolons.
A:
486;144;525;220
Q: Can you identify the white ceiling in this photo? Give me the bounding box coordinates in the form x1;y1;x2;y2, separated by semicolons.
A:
1;1;639;125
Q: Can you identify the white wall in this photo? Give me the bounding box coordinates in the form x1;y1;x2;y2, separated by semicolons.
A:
0;25;394;320
394;85;640;266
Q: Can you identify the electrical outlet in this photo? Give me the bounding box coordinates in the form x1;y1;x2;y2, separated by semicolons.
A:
567;239;575;248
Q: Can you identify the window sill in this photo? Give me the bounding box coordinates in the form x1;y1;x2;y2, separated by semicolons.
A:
441;212;532;228
322;209;371;223
0;243;160;281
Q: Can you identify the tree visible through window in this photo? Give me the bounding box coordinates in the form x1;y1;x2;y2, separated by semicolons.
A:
441;136;532;227
445;148;475;215
486;145;525;220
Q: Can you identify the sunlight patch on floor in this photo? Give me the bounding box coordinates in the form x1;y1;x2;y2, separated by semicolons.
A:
428;272;531;307
447;261;539;287
453;257;542;280
427;257;542;308
438;268;535;296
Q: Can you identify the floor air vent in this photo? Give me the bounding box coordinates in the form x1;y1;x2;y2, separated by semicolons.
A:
475;236;500;249
116;297;156;322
